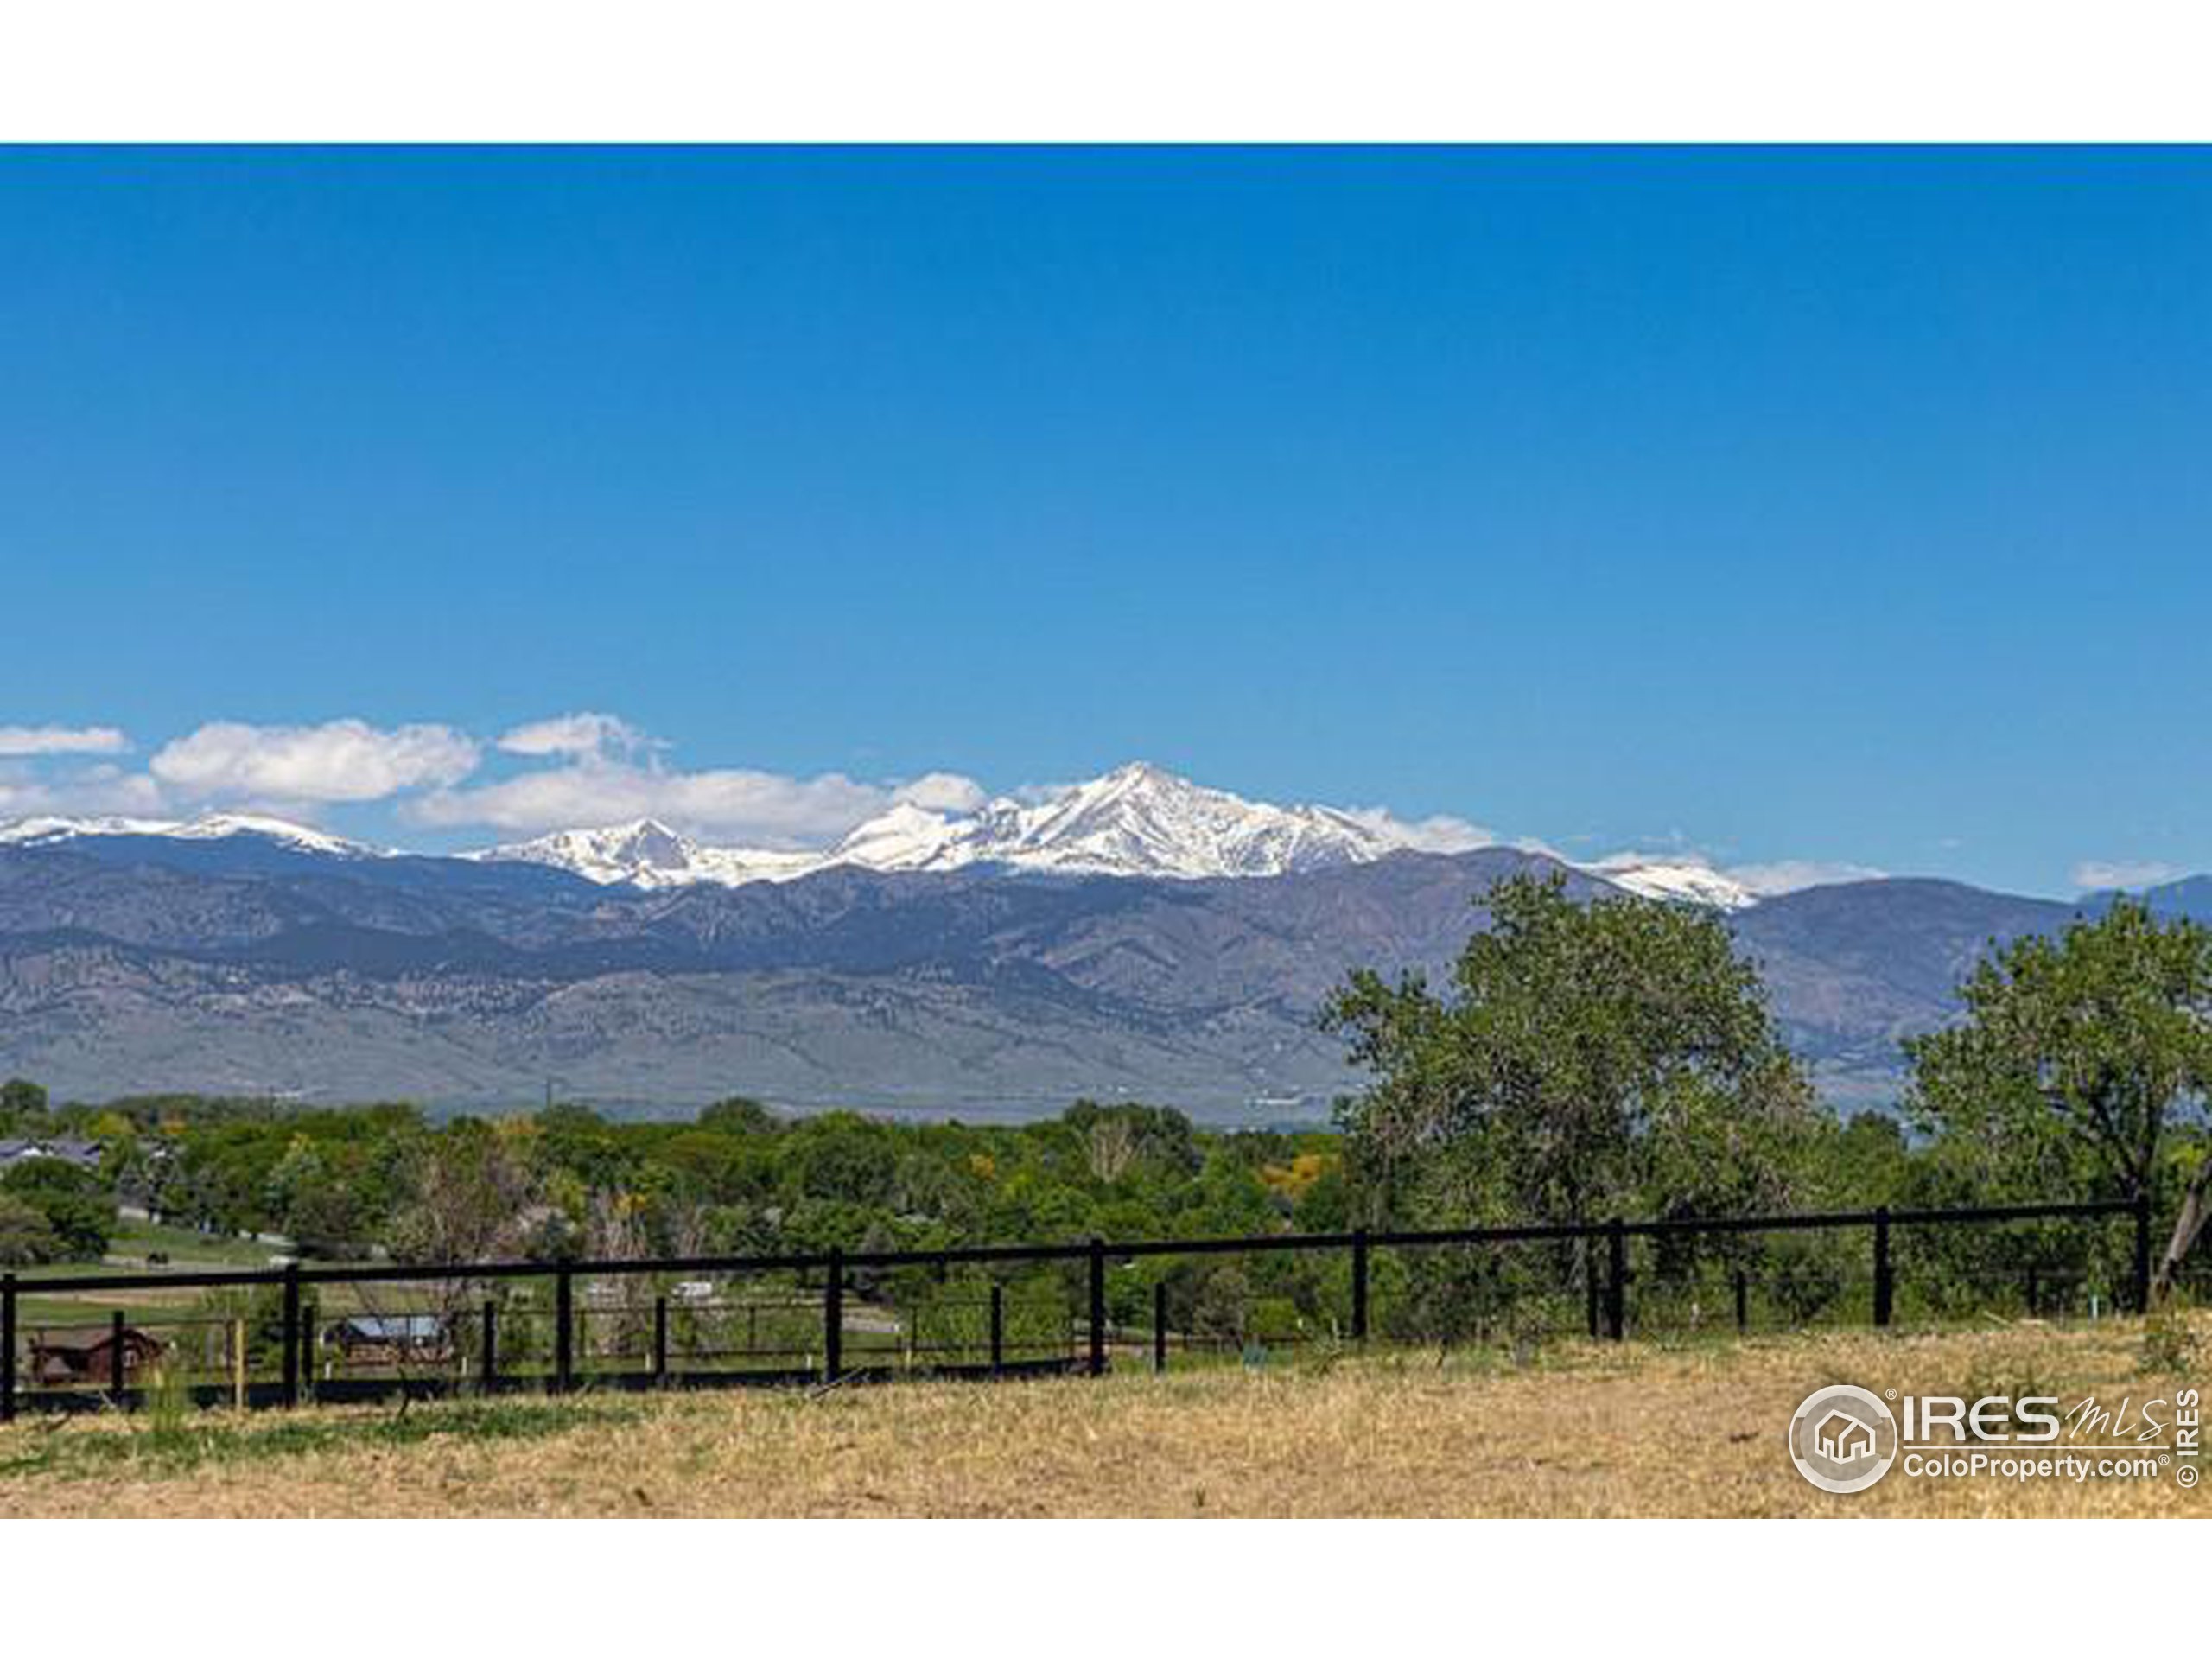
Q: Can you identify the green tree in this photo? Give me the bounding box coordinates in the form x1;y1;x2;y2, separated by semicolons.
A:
1325;871;1821;1232
1905;899;2212;1295
0;1192;61;1265
0;1160;114;1259
0;1077;47;1131
697;1096;781;1136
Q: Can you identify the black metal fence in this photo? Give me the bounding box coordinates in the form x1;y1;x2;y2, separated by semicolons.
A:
0;1193;2153;1418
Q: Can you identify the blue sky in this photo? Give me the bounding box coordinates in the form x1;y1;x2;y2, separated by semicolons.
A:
2;148;2208;894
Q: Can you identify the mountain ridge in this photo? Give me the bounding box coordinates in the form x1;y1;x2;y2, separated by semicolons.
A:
0;827;2165;1117
5;765;2198;1119
5;762;1920;908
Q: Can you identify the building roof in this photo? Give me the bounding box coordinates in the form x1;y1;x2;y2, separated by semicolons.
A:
337;1315;447;1342
0;1136;102;1169
31;1326;157;1354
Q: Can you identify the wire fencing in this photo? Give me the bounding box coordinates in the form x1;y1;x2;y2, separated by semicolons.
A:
0;1194;2152;1416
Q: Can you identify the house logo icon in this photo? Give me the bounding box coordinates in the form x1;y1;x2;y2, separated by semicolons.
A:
1815;1408;1876;1464
1789;1384;1898;1494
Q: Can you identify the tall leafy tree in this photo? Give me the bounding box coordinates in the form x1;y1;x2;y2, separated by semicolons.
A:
1905;899;2212;1294
0;1160;112;1259
1325;871;1820;1230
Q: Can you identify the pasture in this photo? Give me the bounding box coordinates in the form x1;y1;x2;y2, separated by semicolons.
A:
1;1316;2200;1517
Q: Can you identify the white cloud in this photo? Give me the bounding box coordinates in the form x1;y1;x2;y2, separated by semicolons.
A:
1587;849;1885;899
0;724;130;757
412;758;897;847
0;761;167;820
1338;805;1500;854
1721;859;1887;897
893;772;988;813
151;719;480;804
416;714;994;845
496;712;656;760
2072;859;2180;893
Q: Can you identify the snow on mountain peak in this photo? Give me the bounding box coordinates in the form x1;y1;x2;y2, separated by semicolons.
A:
467;818;819;889
0;778;1860;912
0;811;376;857
989;764;1402;879
0;815;177;846
444;765;1829;908
470;764;1428;888
1584;855;1760;912
827;802;968;870
168;814;378;855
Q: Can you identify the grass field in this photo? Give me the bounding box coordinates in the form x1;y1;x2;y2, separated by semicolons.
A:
14;1220;295;1332
2;1316;2202;1516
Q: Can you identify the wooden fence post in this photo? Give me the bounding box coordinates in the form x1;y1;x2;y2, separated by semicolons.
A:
1087;1238;1106;1377
232;1318;246;1410
1605;1218;1626;1341
1873;1206;1893;1329
1351;1228;1370;1343
823;1249;843;1382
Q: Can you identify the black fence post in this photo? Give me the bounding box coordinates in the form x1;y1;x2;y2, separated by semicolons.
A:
480;1299;498;1394
988;1282;1004;1374
1087;1237;1107;1377
0;1272;15;1423
1734;1268;1748;1334
2133;1190;2153;1313
653;1295;670;1385
109;1308;127;1404
1605;1218;1626;1341
280;1262;301;1408
554;1267;574;1394
1153;1280;1167;1374
1351;1227;1370;1343
823;1249;843;1382
1585;1244;1599;1338
301;1298;318;1398
1873;1205;1893;1329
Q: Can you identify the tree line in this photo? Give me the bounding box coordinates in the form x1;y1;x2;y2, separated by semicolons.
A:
3;872;2206;1338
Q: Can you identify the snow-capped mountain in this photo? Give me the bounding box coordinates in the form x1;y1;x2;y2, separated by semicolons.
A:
472;763;1426;889
1584;855;1761;912
0;811;378;858
0;778;1840;913
463;763;1822;906
466;820;819;890
834;762;1413;879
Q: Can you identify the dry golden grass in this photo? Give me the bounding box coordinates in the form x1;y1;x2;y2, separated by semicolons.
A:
3;1319;2202;1517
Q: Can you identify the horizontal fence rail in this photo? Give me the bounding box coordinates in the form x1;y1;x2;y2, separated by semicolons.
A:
0;1194;2153;1421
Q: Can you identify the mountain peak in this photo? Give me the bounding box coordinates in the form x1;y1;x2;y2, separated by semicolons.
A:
469;762;1425;888
0;811;374;858
1586;855;1759;912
